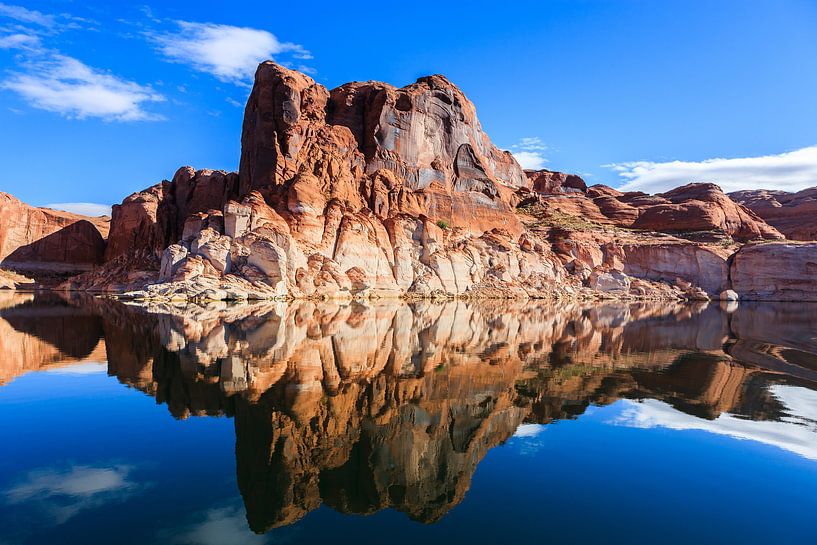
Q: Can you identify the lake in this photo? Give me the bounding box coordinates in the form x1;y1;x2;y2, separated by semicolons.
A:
1;292;816;545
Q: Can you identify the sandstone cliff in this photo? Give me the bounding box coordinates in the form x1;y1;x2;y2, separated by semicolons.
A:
2;62;810;302
730;187;817;241
0;192;109;271
60;62;800;302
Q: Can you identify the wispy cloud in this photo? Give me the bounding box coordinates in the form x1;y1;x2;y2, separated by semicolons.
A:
0;3;56;28
2;54;164;121
606;145;817;194
510;137;549;170
150;21;313;85
224;97;243;108
0;4;162;121
0;2;91;33
0;31;39;49
45;202;112;216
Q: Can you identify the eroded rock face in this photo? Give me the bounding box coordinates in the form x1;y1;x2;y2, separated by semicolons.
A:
0;192;108;270
57;63;808;302
731;242;817;301
525;180;782;242
633;183;783;242
526;169;587;194
730;187;817;241
105;168;239;261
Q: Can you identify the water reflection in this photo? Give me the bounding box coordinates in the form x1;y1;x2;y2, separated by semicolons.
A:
1;292;817;535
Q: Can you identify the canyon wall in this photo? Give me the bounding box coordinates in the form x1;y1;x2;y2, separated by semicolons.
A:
0;192;109;271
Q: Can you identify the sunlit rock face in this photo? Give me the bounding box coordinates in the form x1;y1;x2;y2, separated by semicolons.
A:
730;242;817;301
730;187;817;241
4;295;816;531
65;63;798;302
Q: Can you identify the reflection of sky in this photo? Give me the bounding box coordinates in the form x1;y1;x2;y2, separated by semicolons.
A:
44;362;107;375
610;385;817;460
4;464;140;524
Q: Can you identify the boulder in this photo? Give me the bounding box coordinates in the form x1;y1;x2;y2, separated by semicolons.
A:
620;242;729;295
589;270;631;293
159;244;188;281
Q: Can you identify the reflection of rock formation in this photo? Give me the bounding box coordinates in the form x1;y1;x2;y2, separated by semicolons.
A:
234;354;528;530
3;295;817;532
0;292;105;384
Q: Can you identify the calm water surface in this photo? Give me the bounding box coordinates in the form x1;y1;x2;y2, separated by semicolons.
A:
1;293;816;544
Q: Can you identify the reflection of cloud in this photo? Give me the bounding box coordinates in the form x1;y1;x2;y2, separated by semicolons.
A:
511;423;549;456
513;423;544;438
5;464;140;524
171;505;271;545
45;362;107;375
612;385;817;460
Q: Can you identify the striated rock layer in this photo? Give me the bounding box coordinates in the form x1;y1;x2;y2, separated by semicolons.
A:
730;187;817;241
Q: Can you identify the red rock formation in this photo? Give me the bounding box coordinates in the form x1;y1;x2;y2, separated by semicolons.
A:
632;183;783;242
526;179;782;242
731;242;817;301
730;187;817;241
0;192;109;270
48;63;806;302
105;168;239;260
526;169;587;194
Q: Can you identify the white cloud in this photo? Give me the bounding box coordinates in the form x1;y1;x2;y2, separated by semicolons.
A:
516;137;548;151
510;137;549;170
611;384;817;460
513;151;548;170
607;145;817;194
2;54;165;121
224;97;243;108
45;202;112;216
0;3;56;28
0;3;89;33
0;32;40;49
151;21;313;84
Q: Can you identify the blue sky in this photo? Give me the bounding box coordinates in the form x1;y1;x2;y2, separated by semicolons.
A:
1;0;816;214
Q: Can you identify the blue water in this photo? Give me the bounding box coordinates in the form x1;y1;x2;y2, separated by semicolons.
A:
2;371;816;545
1;297;816;544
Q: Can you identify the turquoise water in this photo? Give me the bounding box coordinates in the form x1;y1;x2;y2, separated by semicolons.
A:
1;294;816;544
